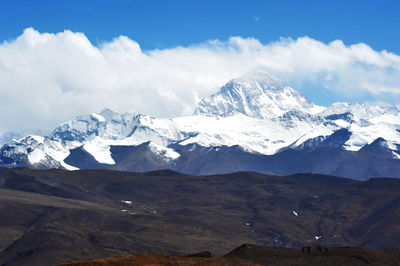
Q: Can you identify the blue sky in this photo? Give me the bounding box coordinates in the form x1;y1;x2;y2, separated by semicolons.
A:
0;0;400;132
1;0;399;53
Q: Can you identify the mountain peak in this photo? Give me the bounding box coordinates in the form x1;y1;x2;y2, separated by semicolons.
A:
194;71;324;119
227;71;285;90
98;108;121;120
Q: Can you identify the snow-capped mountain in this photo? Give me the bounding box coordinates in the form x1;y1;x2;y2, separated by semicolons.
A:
194;71;325;118
321;102;400;153
50;108;183;146
1;72;400;179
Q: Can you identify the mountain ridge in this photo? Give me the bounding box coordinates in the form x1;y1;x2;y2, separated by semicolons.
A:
1;71;400;178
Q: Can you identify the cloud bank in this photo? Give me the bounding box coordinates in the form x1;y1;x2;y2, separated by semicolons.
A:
1;28;400;133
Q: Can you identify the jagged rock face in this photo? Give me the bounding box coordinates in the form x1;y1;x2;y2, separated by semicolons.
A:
50;109;183;145
194;72;324;119
1;71;400;178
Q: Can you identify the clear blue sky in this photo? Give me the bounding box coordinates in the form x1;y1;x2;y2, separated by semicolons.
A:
1;0;399;53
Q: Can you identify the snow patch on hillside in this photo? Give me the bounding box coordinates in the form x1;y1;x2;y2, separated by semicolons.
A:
90;113;106;123
83;137;115;164
149;142;180;161
28;149;46;164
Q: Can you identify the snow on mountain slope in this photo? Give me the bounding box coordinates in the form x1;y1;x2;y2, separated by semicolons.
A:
359;137;400;159
51;108;183;145
149;142;180;161
172;113;336;155
322;102;400;121
1;71;400;171
194;71;325;119
0;135;78;170
2;110;335;168
82;137;115;164
344;122;400;152
27;149;46;164
42;109;186;166
321;102;400;154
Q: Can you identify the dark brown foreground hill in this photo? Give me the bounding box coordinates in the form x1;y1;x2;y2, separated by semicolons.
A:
57;254;257;266
225;244;400;266
57;244;400;266
1;168;400;265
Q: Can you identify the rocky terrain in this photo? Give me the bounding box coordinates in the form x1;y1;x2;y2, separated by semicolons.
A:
0;167;399;265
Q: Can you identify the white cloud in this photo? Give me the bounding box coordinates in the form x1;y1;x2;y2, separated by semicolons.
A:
361;82;400;94
1;28;400;133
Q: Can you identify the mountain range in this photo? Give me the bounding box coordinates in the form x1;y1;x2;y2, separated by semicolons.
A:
1;71;400;179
